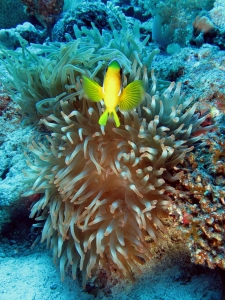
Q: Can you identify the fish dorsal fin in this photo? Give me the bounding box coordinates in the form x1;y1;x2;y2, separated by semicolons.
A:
118;83;122;96
103;76;106;94
118;71;123;96
107;59;122;96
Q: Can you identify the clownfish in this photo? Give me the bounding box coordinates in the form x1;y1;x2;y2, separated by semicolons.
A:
82;59;145;127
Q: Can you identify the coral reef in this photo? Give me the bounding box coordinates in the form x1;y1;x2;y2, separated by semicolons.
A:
0;84;35;230
193;15;216;35
0;22;47;49
21;0;64;31
191;13;218;47
136;0;214;46
174;127;225;271
152;15;174;49
52;1;122;42
209;0;225;31
151;44;225;108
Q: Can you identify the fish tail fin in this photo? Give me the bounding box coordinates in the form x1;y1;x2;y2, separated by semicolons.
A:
112;109;120;127
99;109;120;127
99;110;109;126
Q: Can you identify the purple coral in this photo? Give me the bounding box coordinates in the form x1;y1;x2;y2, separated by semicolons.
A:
21;0;64;31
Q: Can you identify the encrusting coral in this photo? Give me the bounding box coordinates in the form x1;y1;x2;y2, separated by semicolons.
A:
0;19;213;286
176;130;225;271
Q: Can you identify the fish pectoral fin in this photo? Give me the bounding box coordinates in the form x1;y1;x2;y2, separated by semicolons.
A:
119;80;145;111
82;75;103;102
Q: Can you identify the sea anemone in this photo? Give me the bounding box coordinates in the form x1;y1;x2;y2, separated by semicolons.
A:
24;73;211;286
1;20;212;286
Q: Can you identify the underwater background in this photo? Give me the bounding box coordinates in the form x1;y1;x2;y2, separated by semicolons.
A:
0;0;225;299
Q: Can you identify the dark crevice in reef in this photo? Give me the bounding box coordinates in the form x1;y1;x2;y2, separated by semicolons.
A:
0;205;40;255
1;167;10;180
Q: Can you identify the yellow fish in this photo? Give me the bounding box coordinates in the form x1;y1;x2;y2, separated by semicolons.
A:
82;59;145;127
